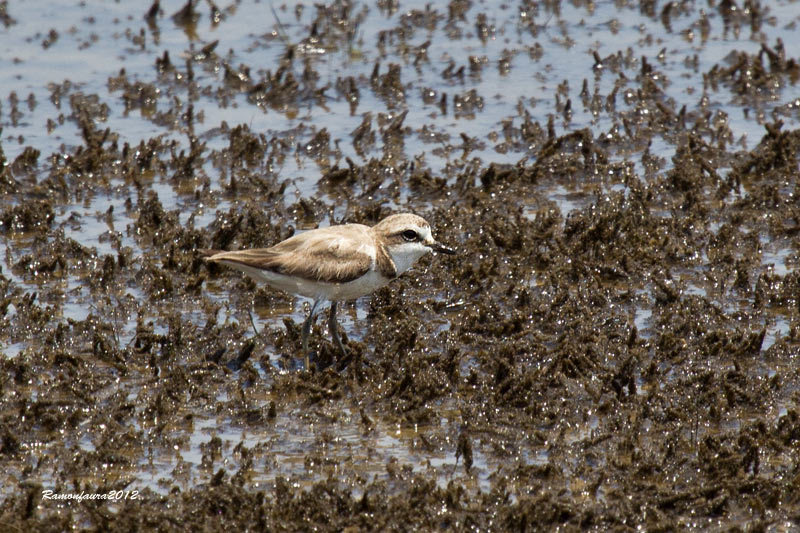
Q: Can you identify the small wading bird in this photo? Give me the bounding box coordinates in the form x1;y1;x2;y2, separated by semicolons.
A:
202;213;455;369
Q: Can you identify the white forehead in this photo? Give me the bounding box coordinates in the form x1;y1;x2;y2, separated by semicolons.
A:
418;225;433;241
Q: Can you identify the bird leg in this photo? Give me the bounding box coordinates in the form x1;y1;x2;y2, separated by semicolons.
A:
301;298;322;369
249;310;265;341
328;301;348;357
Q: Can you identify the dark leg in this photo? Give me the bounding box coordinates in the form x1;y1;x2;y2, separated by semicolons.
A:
328;301;348;357
249;310;265;340
301;298;322;369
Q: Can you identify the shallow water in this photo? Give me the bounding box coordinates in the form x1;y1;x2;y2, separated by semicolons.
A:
2;0;800;529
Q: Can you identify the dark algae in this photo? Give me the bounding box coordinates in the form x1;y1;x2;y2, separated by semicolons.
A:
1;0;800;530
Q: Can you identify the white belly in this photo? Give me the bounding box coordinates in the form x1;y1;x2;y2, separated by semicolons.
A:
237;264;391;302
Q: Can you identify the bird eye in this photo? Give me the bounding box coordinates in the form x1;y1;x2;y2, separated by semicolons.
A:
402;230;418;242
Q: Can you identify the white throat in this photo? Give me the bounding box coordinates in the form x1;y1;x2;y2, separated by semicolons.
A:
387;243;431;275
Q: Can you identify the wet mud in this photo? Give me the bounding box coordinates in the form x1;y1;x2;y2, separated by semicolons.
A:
2;0;800;530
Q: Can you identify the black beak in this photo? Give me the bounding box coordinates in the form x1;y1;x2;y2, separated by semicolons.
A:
430;241;456;255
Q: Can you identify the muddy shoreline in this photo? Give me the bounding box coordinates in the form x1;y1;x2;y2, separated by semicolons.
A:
2;0;800;530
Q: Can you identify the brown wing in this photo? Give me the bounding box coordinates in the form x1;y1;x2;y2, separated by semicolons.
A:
203;225;374;283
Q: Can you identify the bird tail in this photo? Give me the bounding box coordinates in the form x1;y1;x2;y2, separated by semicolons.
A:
198;249;224;260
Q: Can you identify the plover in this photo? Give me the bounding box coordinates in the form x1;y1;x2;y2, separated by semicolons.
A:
202;213;455;368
